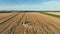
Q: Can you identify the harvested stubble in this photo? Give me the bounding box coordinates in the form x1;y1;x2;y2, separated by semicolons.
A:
0;12;60;34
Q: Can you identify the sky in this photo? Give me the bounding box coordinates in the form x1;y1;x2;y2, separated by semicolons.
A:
0;0;60;11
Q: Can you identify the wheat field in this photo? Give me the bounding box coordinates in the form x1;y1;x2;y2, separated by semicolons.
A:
0;12;60;34
45;12;60;15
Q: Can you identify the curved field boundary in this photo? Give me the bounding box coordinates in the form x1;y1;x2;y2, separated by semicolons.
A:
45;12;60;15
39;12;60;18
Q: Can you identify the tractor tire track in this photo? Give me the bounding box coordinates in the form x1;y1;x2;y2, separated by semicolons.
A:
0;13;23;34
0;13;18;24
0;13;25;34
0;13;19;33
11;13;25;34
0;13;14;20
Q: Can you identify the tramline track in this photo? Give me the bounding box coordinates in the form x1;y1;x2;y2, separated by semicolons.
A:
0;13;19;33
0;13;16;20
0;13;18;24
0;13;25;34
8;13;25;34
0;13;14;20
